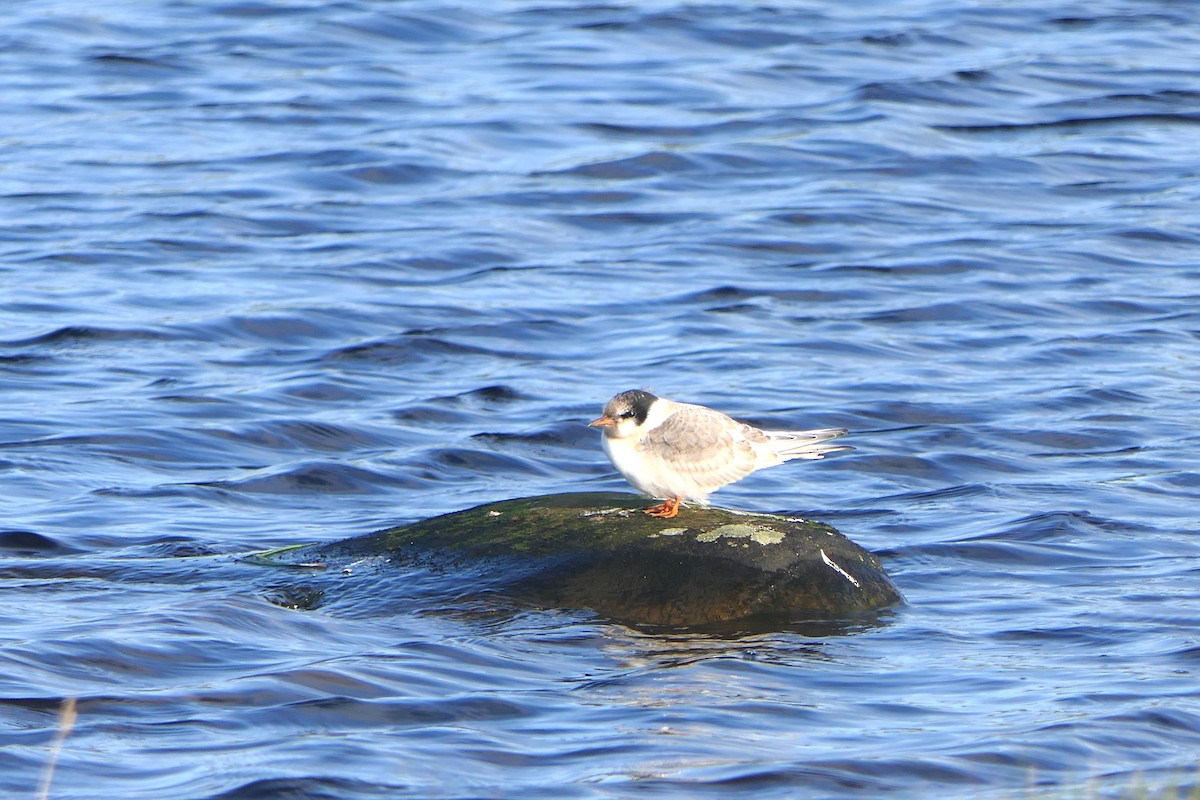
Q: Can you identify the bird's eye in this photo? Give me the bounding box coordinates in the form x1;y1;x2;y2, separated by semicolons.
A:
619;411;635;419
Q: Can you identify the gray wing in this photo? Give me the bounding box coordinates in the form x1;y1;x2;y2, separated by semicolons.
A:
642;405;767;489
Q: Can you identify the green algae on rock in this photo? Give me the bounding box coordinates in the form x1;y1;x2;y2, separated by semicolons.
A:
253;492;902;627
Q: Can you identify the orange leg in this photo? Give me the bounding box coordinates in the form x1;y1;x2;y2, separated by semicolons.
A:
643;497;681;519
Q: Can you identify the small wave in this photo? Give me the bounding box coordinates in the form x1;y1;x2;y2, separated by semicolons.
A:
5;325;175;348
936;112;1200;134
320;335;527;366
197;463;420;495
0;530;80;555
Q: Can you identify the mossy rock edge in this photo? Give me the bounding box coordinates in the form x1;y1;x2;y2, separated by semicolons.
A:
255;492;903;627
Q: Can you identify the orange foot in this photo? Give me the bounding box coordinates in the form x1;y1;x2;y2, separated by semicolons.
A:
643;497;682;519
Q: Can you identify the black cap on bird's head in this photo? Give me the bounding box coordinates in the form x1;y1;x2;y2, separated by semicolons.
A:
588;389;657;432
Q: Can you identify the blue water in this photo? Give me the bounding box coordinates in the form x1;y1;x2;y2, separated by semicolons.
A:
4;1;1200;797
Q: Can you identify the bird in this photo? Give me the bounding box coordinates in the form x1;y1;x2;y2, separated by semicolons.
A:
588;389;851;518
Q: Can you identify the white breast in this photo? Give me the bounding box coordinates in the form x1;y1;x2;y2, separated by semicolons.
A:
602;432;712;503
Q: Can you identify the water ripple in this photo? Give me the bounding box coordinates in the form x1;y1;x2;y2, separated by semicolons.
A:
3;0;1200;798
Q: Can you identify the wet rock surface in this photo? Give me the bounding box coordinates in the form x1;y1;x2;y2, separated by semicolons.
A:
255;492;902;626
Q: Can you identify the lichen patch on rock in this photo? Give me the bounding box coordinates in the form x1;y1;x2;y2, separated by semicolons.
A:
695;524;786;546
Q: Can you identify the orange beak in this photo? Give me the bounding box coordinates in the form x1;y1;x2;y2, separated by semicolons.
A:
588;415;616;428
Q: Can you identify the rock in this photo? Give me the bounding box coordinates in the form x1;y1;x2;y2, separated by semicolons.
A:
250;492;902;627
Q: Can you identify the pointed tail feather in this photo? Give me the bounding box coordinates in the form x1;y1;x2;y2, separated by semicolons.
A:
767;427;853;460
